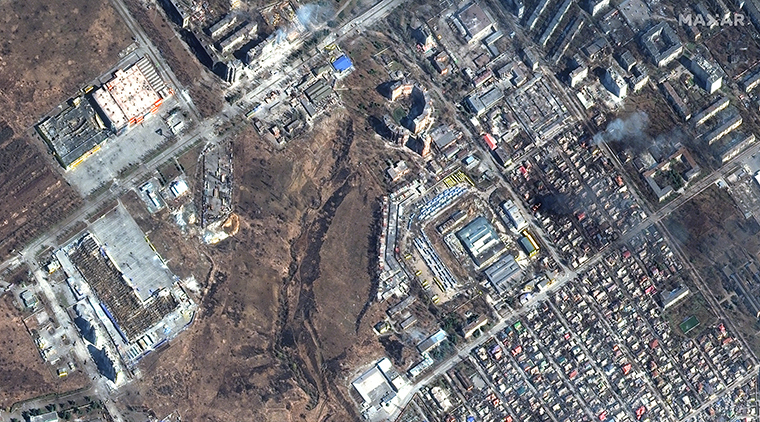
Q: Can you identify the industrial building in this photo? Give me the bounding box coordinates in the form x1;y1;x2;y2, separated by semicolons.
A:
484;254;521;293
36;96;109;170
56;205;195;367
456;216;506;267
92;57;169;133
641;22;683;67
417;329;448;354
303;79;334;104
351;357;408;420
455;3;494;43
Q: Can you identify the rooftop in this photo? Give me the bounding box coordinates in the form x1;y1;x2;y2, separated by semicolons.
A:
484;254;521;293
456;216;506;267
456;3;493;42
36;96;109;169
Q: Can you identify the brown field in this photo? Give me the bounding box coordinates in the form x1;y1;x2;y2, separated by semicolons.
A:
0;0;132;130
0;125;83;260
665;185;760;354
126;115;394;421
0;295;89;408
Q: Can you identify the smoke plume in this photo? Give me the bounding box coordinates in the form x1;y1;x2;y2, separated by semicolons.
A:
593;111;649;147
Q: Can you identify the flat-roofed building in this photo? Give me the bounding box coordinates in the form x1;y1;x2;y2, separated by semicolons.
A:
218;22;257;54
501;200;528;230
417;329;447;354
36;96;109;170
484;254;521;293
693;96;730;127
689;55;724;93
207;14;238;39
455;3;494;43
603;66;627;98
661;81;691;121
641;22;683;67
661;285;690;309
457;216;506;267
92;57;168;132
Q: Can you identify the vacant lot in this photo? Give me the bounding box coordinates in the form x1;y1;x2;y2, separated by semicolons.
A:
0;295;89;408
0;124;83;260
129;113;393;420
665;185;760;354
0;0;131;130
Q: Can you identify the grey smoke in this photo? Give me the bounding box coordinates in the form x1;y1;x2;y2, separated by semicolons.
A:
594;110;689;160
593;111;649;146
295;3;333;30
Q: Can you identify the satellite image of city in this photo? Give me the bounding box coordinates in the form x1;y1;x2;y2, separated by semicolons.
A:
3;0;760;421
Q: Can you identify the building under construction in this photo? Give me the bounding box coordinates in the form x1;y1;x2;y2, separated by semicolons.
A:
36;96;109;170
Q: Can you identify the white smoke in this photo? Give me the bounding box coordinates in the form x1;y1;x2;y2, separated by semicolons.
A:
295;3;333;30
593;111;649;146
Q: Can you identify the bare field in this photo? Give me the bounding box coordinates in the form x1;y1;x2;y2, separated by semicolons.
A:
0;126;83;260
0;0;132;130
0;296;89;408
665;185;760;354
129;114;394;420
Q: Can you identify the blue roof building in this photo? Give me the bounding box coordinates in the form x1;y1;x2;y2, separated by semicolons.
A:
332;54;353;72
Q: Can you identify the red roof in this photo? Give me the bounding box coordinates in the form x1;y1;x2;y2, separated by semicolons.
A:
484;133;497;150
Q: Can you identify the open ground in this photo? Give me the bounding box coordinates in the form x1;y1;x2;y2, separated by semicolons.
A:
115;113;396;421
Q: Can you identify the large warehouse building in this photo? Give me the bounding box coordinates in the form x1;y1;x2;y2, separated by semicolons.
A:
456;216;506;267
36;96;109;170
92;57;170;134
